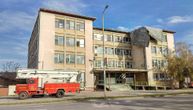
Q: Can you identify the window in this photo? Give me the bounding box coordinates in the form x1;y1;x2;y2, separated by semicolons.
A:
162;34;167;42
114;36;122;42
94;60;103;68
125;62;132;68
55;35;64;46
151;46;157;54
105;35;113;42
152;59;157;67
76;22;84;31
66;20;75;30
76;39;85;47
107;60;114;68
115;48;123;55
163;47;168;55
124;49;131;56
66;54;75;64
118;61;124;68
159;47;163;54
55;19;64;28
94;46;103;54
105;47;114;55
94;34;103;40
54;53;64;63
153;74;159;80
77;55;85;64
66;37;75;46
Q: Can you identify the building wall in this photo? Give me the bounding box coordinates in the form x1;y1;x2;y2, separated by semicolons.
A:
146;32;175;86
85;20;94;89
93;29;133;70
38;12;55;69
33;11;94;89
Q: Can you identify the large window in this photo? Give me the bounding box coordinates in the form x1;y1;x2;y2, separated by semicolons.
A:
107;60;114;68
151;46;157;54
114;36;122;42
76;22;84;31
105;35;113;42
66;54;75;64
55;35;64;46
66;20;75;30
124;49;131;56
94;34;103;41
94;60;103;68
76;39;85;47
115;48;123;55
66;37;75;46
162;34;167;42
94;46;103;54
55;19;64;28
125;62;132;68
105;47;114;55
76;55;85;64
54;53;64;63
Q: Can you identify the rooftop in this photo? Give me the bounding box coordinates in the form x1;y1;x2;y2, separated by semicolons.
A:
39;8;96;21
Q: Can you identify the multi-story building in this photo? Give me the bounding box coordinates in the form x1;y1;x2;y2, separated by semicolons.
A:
28;8;175;90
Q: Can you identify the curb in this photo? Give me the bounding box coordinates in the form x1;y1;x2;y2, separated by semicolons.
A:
0;92;193;105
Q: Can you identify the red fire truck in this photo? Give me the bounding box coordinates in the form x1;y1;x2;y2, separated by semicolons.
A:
15;69;81;99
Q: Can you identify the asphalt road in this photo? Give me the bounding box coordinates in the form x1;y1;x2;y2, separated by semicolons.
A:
1;94;193;110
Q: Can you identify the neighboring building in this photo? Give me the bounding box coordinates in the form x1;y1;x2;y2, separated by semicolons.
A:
28;8;175;90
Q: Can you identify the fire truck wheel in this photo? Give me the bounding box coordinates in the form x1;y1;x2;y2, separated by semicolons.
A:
56;90;65;98
19;92;28;100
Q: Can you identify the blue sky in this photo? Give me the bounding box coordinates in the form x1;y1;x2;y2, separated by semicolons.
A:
0;0;193;70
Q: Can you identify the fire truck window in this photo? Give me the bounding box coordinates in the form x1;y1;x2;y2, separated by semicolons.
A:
26;79;35;84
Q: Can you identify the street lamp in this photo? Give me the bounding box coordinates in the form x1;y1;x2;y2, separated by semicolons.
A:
102;5;109;97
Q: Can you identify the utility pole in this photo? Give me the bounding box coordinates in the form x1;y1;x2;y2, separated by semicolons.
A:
102;5;109;97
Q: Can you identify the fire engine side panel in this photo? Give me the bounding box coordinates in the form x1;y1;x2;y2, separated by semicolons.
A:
44;83;80;94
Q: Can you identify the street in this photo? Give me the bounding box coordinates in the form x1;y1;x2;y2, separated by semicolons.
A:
0;94;193;110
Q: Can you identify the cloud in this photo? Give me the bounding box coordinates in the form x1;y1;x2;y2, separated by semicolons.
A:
157;15;193;25
0;10;35;32
41;0;87;14
116;25;142;32
116;26;130;31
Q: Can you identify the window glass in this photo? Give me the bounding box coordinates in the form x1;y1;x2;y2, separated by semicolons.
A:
54;53;64;63
151;46;157;54
94;46;103;54
76;39;85;47
105;35;112;42
76;55;85;64
55;35;64;46
66;20;75;30
66;37;75;46
76;22;85;31
105;47;114;55
66;54;75;64
55;19;64;28
94;60;103;68
94;34;103;40
107;60;114;68
125;62;132;68
162;34;167;42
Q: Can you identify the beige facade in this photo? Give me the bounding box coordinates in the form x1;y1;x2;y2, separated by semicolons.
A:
28;8;175;90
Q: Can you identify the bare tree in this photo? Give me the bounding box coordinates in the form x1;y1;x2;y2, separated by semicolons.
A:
2;61;21;72
165;42;193;89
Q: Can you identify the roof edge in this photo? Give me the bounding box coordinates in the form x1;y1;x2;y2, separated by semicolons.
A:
39;8;96;21
93;27;129;34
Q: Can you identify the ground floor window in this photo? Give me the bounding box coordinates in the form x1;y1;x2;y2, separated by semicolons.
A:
153;73;170;81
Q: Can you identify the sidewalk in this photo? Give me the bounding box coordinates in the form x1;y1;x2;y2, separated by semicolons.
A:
1;89;193;105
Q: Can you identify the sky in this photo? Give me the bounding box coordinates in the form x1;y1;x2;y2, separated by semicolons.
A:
0;0;193;70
